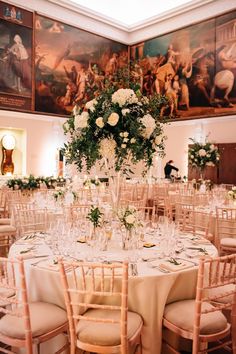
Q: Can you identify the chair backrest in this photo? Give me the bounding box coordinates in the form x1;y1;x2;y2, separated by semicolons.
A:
59;260;129;353
14;208;49;237
216;207;236;241
0;256;33;353
175;202;194;231
193;254;236;354
190;209;214;240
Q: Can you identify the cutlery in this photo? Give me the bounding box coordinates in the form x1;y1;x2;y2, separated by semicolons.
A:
175;257;198;266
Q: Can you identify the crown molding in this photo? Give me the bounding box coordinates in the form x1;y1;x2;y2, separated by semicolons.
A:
50;0;215;32
127;0;214;31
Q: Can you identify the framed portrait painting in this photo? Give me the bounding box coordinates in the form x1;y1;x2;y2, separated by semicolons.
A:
0;1;33;112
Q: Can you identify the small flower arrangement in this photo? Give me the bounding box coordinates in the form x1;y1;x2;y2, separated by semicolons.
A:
63;86;169;175
53;185;77;203
117;205;139;231
87;206;103;228
188;138;220;172
192;178;213;191
228;186;236;200
83;177;100;188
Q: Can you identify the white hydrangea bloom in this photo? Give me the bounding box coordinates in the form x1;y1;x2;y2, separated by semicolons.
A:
99;138;117;159
74;111;89;129
130;138;136;144
111;89;138;107
140;114;156;139
123;132;129;137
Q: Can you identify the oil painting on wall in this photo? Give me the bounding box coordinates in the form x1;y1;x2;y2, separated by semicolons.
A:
35;15;128;115
0;1;33;111
130;11;236;120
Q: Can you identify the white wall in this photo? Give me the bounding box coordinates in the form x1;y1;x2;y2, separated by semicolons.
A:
0;110;66;176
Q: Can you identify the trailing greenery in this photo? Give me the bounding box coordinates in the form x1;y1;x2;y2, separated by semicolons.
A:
6;175;66;190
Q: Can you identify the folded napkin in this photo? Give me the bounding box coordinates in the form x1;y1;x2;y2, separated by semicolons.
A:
151;259;193;272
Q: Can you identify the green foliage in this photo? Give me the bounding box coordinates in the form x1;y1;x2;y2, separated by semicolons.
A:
87;206;103;228
6;175;66;191
62;85;170;174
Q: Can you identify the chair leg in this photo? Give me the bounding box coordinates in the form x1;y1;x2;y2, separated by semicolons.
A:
37;343;40;354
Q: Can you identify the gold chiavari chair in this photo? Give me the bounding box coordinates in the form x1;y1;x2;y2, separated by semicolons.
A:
216;207;236;255
59;260;143;354
14;208;49;238
0;257;69;354
162;254;236;354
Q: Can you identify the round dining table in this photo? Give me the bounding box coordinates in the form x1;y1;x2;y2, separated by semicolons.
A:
9;230;218;354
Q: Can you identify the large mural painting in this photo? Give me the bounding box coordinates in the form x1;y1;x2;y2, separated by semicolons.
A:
130;11;236;120
35;15;128;115
0;1;33;111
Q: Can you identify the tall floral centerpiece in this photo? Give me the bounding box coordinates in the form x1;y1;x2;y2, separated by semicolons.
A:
63;86;169;205
188;138;220;180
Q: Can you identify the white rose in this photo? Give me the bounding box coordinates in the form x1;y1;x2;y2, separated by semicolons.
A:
96;117;104;128
210;144;215;151
123;132;129;137
125;214;135;224
130;138;136;144
198;149;207;157
85;99;97;111
154;135;162;145
140;114;156;139
123;138;129;143
74;111;89;129
121;144;126;148
108;112;119;126
99;138;117;159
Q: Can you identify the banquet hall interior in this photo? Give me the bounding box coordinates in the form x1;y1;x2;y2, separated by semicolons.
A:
0;0;236;353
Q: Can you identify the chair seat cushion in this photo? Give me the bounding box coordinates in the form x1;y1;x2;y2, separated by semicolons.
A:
220;238;236;248
164;299;227;335
0;302;67;339
0;219;11;225
0;225;16;233
77;309;143;346
0;288;15;307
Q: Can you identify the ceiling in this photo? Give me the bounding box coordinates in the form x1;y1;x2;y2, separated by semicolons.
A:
66;0;202;27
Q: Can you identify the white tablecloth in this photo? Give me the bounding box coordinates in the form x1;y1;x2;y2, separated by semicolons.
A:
9;232;218;354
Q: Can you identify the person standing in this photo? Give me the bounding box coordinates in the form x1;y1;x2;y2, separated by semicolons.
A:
164;160;179;179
